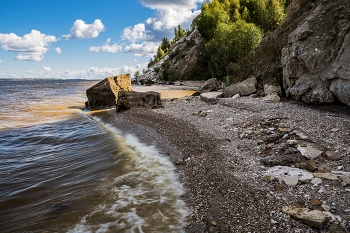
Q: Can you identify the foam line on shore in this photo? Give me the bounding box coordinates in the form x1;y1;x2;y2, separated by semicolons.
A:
68;114;189;233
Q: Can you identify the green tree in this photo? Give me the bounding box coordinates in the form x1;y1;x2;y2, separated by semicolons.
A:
196;0;229;41
161;37;171;53
134;70;141;79
205;20;263;79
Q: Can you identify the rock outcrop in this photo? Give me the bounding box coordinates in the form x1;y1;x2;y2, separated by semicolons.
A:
86;74;132;109
85;74;162;110
116;91;162;111
137;29;207;83
282;0;350;106
223;77;257;98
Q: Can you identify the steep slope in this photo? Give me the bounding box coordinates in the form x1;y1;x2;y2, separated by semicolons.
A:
137;29;208;83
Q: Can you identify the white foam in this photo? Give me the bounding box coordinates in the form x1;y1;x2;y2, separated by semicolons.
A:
68;115;189;233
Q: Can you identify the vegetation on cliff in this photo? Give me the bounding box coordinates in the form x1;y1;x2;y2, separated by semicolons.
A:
142;0;320;89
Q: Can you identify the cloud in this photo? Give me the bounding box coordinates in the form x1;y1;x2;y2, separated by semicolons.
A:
62;19;105;39
55;47;61;54
122;0;202;57
121;23;152;42
0;59;5;64
0;30;57;61
138;0;203;32
42;66;51;72
124;42;160;57
89;38;123;53
122;63;148;74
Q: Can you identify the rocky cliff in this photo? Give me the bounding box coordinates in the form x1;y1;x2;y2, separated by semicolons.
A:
282;0;350;106
137;29;207;83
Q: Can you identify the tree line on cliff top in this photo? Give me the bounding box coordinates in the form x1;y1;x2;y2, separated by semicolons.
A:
147;0;289;85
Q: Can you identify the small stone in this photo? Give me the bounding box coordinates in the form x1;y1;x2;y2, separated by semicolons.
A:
298;162;317;172
231;94;240;99
279;127;292;133
318;164;331;173
257;139;264;145
271;219;278;224
324;150;342;161
311;178;322;186
321;204;331;212
341;176;350;185
281;206;327;228
266;143;275;148
282;176;299;187
211;221;217;226
297;145;323;159
310;199;322;206
287;139;298;145
313;173;339;181
294;131;308;140
330;128;340;132
275;183;288;192
262;174;275;182
337;166;344;170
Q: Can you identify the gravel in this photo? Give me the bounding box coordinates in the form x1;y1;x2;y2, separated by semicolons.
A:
105;94;350;232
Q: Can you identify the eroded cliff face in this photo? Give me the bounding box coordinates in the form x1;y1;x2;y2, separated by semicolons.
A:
137;29;207;83
282;0;350;105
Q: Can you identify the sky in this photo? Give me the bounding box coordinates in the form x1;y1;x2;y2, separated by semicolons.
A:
0;0;203;80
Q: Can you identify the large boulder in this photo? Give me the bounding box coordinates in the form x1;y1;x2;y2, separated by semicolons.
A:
282;0;350;106
86;74;132;109
117;91;162;111
199;78;222;93
223;77;257;98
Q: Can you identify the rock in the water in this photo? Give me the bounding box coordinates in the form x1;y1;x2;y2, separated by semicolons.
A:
86;74;132;109
200;91;223;104
223;77;257;97
297;145;323;159
282;206;327;228
116;91;162;111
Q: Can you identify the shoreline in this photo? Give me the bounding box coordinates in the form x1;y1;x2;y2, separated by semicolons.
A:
103;93;350;232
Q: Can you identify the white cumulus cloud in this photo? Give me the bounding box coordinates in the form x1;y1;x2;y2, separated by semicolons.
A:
121;23;152;42
55;47;62;54
0;30;57;61
124;42;160;58
62;19;105;39
42;66;52;72
89;38;122;53
0;59;5;63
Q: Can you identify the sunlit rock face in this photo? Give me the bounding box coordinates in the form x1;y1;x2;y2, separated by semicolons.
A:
86;74;132;109
282;0;350;106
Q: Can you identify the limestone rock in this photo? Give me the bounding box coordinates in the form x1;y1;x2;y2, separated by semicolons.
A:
324;150;342;161
282;0;350;106
265;166;314;185
86;74;132;109
223;77;257;97
297;145;323;159
199;78;222;93
330;78;350;106
264;84;282;96
263;94;280;102
200;91;223;104
116;91;162;111
282;206;327;228
313;173;339;181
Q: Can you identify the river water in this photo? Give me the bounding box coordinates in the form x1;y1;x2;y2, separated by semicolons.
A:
0;79;191;233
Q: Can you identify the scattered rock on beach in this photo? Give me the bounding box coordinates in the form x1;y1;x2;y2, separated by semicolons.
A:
282;206;328;228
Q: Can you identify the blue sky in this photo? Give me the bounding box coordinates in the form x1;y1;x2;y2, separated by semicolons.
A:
0;0;203;79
